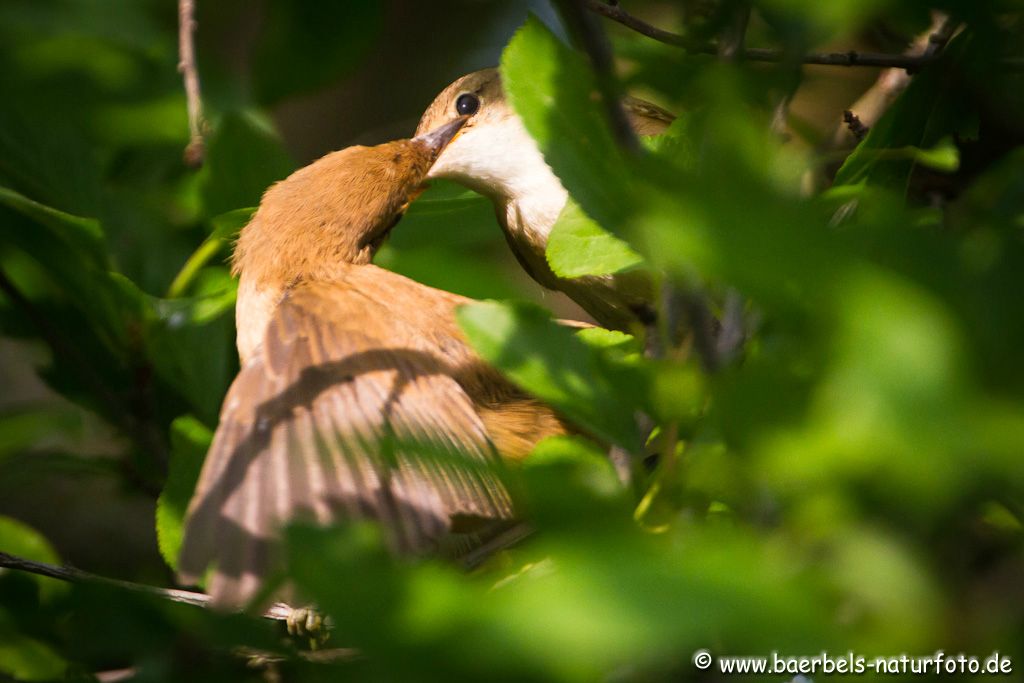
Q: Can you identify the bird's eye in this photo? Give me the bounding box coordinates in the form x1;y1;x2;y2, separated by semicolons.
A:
455;93;480;116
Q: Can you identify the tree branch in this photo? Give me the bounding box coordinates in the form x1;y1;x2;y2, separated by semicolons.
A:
584;1;1023;71
0;551;293;621
178;0;206;168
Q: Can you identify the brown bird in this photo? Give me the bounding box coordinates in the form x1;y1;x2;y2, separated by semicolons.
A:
416;68;674;331
178;116;568;608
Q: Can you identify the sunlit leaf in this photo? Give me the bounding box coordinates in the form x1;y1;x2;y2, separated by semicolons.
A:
546;199;645;278
502;15;635;232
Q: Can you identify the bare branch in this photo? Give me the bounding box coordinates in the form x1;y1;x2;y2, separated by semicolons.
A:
178;0;206;168
583;1;1022;71
584;0;689;47
0;551;293;621
843;110;870;141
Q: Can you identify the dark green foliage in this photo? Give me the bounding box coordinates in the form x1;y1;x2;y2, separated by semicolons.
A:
2;1;1024;681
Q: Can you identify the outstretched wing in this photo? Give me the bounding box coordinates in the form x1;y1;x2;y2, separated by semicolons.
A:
178;281;513;607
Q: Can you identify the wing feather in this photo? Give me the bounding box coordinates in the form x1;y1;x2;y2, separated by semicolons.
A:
179;281;514;607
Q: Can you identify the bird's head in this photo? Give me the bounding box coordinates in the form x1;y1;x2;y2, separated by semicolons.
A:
234;116;468;284
415;68;561;203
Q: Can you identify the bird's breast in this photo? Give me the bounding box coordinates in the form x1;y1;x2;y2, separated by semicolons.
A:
235;276;284;366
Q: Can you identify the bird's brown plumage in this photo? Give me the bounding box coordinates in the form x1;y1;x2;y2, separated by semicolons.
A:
179;121;568;608
416;68;675;331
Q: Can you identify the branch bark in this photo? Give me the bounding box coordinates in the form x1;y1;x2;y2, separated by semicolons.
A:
0;551;293;621
584;1;1022;71
178;0;206;168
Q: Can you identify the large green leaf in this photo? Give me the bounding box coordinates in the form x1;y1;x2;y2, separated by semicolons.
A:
501;16;635;233
457;301;645;450
0;186;106;270
546;199;645;278
0;185;150;351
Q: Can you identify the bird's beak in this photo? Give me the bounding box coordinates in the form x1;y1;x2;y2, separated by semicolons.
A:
414;115;470;158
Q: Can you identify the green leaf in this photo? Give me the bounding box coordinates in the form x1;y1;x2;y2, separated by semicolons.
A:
0;632;67;682
0;186;151;351
546;199;645;278
457;301;644;450
0;516;65;601
0;185;106;268
526;435;622;498
909;137;960;172
0;406;82;462
156;416;212;571
575;327;639;353
501;15;635;232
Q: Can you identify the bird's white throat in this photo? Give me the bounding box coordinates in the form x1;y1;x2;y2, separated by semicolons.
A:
427;115;569;246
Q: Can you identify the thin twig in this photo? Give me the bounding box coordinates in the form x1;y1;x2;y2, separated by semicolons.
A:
0;551;294;621
584;0;689;47
178;0;206;168
717;3;751;61
829;12;953;150
843;110;870;141
584;1;1023;71
553;0;640;153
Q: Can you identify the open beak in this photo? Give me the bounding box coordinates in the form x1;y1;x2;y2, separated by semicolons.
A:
414;115;470;158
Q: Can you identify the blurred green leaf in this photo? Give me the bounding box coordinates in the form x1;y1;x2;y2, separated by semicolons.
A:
0;406;82;462
0;630;66;682
0;516;65;601
457;301;645;449
0;186;106;267
156;416;212;571
910;136;960;172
